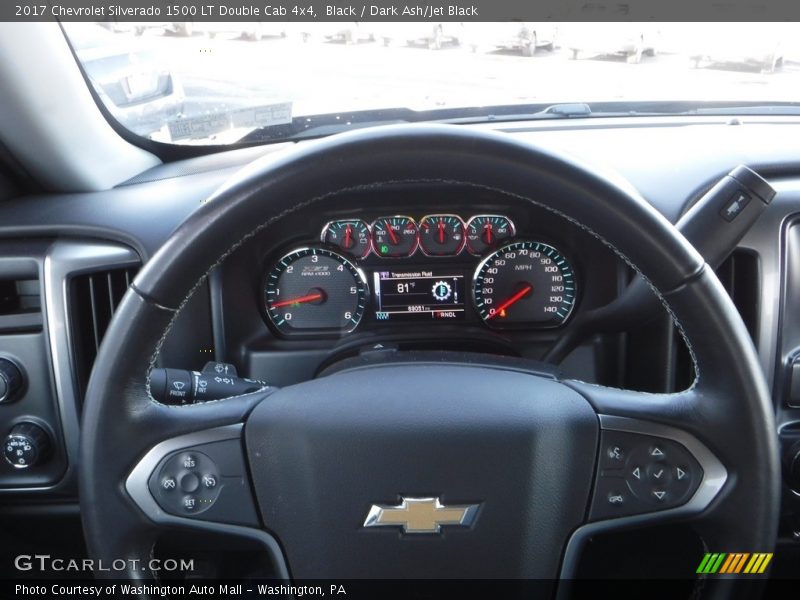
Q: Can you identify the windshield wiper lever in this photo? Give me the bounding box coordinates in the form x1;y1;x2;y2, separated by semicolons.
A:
150;365;269;405
544;165;775;364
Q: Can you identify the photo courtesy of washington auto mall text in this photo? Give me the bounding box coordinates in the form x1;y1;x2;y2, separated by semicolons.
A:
15;582;347;598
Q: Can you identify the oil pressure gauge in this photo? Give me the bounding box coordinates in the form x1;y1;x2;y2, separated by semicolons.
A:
465;215;515;255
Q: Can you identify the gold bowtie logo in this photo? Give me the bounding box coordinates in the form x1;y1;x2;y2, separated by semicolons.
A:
363;497;480;534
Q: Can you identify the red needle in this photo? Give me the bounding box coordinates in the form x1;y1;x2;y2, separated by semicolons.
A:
384;221;399;245
437;221;446;243
343;224;353;249
270;292;323;309
483;222;494;245
487;284;533;320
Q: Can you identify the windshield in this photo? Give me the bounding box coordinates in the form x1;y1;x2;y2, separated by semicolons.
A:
62;21;800;145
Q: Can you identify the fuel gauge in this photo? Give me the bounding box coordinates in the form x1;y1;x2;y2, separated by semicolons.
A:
419;214;466;256
321;219;371;258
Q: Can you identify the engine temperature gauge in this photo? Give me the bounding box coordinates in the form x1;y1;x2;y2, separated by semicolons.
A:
371;216;419;257
321;219;371;258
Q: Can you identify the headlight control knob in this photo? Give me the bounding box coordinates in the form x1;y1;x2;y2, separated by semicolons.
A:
0;358;23;404
4;422;51;469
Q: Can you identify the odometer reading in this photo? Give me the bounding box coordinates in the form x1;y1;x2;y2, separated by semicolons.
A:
265;247;367;335
473;241;576;327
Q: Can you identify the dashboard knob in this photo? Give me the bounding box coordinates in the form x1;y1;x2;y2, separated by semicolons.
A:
4;422;51;469
0;358;23;404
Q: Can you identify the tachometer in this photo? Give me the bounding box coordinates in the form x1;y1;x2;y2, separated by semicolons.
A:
472;241;576;327
265;247;368;335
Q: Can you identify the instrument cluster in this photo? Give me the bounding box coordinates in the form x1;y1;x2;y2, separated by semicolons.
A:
264;214;577;337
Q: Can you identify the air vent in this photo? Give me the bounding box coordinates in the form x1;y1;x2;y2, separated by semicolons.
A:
674;249;760;390
68;266;139;404
715;250;760;340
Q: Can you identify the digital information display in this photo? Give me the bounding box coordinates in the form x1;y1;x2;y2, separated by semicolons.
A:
373;269;466;322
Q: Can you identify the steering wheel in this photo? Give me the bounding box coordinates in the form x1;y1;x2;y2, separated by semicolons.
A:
80;125;779;594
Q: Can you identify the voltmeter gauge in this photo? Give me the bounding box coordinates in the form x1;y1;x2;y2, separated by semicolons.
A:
321;219;371;258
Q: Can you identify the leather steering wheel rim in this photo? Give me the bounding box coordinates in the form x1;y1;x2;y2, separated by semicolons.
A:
79;124;779;591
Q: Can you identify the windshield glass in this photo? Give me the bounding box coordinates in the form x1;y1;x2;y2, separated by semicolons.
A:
62;22;800;145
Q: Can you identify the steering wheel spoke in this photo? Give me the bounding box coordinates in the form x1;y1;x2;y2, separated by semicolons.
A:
122;391;291;579
557;381;728;574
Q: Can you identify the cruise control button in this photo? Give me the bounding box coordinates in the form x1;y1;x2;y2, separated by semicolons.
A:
201;474;217;489
182;496;197;511
180;472;199;493
181;454;197;469
161;476;177;491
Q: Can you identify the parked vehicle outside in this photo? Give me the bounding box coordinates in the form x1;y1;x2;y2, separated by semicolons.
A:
688;24;785;73
65;23;184;136
464;22;558;56
563;23;659;63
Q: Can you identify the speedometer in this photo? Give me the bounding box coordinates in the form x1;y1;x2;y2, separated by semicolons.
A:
472;241;576;328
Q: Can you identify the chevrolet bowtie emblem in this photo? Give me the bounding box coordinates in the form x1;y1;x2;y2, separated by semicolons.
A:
363;497;480;534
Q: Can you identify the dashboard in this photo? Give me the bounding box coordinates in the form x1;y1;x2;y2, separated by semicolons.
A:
209;183;623;388
1;116;800;542
264;213;575;337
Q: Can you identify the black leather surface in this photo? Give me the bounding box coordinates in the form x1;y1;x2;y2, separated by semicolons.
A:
78;124;779;587
245;365;597;580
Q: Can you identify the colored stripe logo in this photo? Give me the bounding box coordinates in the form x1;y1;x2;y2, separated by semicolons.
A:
697;553;773;575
